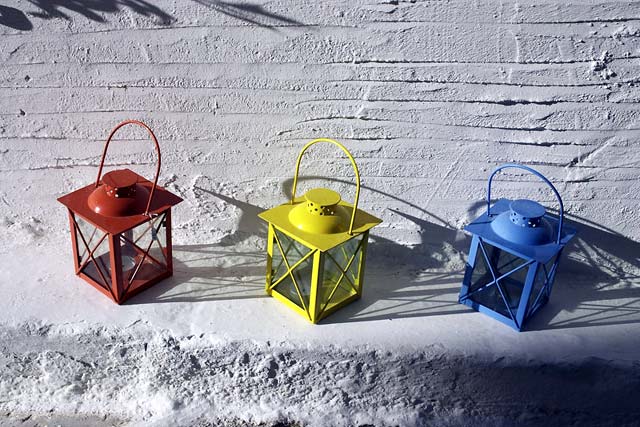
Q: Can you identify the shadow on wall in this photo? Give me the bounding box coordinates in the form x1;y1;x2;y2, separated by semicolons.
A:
192;0;302;28
1;1;302;31
0;6;32;30
0;0;173;29
533;212;640;330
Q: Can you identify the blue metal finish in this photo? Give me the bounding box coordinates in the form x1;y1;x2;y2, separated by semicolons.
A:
486;163;564;245
459;163;577;331
465;199;575;264
490;201;554;246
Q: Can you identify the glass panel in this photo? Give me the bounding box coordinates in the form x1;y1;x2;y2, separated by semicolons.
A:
130;213;167;268
469;244;493;293
74;215;102;266
486;245;527;278
80;233;112;289
495;261;529;317
120;214;168;293
527;264;548;316
319;235;363;312
272;229;314;309
544;257;557;282
469;243;529;319
270;232;286;283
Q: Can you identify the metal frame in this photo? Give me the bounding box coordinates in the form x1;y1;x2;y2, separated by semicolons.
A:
459;236;561;331
265;224;368;323
68;208;173;304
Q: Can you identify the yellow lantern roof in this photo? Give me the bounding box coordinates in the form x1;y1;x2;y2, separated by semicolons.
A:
258;138;382;252
259;190;381;252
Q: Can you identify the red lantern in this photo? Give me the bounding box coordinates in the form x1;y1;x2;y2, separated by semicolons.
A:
58;120;182;304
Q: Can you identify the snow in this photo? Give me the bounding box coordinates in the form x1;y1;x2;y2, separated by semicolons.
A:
1;0;640;425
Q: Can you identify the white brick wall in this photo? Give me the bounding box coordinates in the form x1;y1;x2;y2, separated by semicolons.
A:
1;0;639;248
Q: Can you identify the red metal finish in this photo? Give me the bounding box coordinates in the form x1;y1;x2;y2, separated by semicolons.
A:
88;169;151;217
95;119;162;216
57;120;182;304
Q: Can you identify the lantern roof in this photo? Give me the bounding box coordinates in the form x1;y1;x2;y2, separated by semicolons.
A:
58;168;182;235
258;189;381;252
465;199;576;263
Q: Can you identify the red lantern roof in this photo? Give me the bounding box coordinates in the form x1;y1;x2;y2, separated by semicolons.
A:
58;168;182;235
58;120;182;236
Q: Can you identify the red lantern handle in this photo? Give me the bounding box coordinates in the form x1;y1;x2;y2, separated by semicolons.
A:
94;120;161;216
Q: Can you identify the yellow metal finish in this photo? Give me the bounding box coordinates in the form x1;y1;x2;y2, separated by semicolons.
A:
258;139;381;252
260;138;381;323
291;138;361;235
288;188;351;235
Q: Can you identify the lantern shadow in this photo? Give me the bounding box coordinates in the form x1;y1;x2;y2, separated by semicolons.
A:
323;210;471;323
465;200;640;331
192;186;267;246
192;0;302;29
0;6;32;30
126;244;267;304
2;1;174;29
530;214;640;331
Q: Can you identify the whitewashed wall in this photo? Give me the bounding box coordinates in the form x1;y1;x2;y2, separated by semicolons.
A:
1;0;639;251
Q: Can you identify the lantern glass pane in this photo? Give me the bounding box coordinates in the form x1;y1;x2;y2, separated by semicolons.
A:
469;247;492;292
272;229;313;309
319;234;363;311
527;264;548;314
74;215;102;266
270;234;286;282
119;213;169;293
487;245;528;279
80;230;112;289
469;242;530;318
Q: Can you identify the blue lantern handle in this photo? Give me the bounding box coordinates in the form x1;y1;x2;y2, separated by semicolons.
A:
487;163;564;245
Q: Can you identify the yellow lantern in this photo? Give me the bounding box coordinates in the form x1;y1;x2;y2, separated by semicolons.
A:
258;139;382;323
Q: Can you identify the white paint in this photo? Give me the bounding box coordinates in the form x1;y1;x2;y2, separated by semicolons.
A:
0;1;639;425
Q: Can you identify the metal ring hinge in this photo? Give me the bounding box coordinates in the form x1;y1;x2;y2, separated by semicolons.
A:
290;138;361;235
94;120;162;217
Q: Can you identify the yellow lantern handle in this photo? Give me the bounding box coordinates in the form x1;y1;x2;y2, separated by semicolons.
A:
290;138;361;235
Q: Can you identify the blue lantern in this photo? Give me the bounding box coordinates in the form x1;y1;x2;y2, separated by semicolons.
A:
459;164;577;331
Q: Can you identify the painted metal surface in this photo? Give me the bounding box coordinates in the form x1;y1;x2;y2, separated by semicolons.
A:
57;120;182;304
459;163;577;331
259;138;381;323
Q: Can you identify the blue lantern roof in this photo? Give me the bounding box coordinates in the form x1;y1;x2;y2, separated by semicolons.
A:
465;199;577;263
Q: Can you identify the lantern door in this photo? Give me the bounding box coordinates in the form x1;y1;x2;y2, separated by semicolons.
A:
460;236;538;330
525;252;562;320
316;231;368;322
113;209;173;302
266;225;316;320
68;210;116;300
67;209;172;303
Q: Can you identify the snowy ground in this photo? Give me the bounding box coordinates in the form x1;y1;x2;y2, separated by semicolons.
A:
1;217;639;426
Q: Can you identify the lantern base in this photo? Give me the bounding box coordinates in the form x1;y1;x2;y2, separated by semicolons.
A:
78;269;172;305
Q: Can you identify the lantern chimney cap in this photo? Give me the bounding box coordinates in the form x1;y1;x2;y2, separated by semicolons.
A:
305;188;341;211
88;169;150;217
509;199;546;227
288;188;350;235
102;169;138;190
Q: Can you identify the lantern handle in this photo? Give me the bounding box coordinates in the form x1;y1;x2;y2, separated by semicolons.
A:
94;120;161;217
487;163;564;245
291;138;361;235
